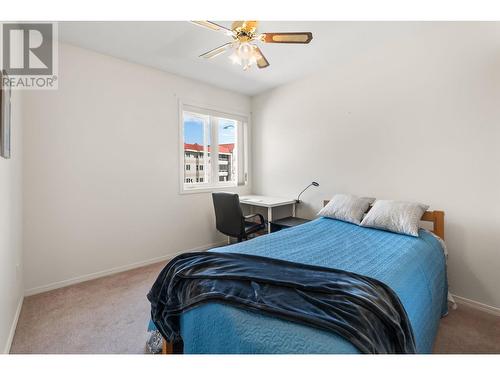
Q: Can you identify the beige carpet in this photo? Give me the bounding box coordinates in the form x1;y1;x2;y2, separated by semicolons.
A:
10;262;167;354
10;261;500;354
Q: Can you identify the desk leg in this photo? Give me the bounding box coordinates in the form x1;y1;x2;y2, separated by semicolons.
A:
292;203;296;217
267;207;272;233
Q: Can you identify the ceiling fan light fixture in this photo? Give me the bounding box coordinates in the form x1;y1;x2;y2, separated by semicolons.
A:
229;42;259;70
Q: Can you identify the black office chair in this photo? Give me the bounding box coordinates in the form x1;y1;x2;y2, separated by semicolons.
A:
212;192;266;242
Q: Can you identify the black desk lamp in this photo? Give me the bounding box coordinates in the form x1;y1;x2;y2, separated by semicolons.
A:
296;181;320;203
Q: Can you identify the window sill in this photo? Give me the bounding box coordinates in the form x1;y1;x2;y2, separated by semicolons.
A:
179;183;242;195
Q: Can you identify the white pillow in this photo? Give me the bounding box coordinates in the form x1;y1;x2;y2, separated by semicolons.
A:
318;194;375;225
360;200;429;237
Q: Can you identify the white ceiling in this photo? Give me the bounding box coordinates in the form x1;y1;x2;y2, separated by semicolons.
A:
58;21;434;96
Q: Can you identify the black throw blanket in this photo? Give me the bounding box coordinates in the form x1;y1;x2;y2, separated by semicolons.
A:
147;252;416;354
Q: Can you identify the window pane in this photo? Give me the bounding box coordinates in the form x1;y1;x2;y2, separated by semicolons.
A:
183;112;210;187
217;118;237;183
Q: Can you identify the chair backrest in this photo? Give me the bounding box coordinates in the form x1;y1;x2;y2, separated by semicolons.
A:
212;192;245;238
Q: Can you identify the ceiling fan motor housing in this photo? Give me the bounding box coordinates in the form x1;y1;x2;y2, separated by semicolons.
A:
231;21;259;42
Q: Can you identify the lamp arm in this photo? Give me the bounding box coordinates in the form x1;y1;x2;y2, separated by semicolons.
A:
296;183;313;203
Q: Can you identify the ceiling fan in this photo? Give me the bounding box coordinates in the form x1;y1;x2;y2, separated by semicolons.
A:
191;21;313;71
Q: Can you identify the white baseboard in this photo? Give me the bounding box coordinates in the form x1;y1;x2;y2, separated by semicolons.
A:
452;294;500;317
24;241;226;297
3;295;24;354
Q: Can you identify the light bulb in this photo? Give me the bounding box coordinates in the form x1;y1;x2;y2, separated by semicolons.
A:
237;42;253;60
229;51;241;65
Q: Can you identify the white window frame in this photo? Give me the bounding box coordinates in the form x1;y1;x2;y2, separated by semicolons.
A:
179;101;249;194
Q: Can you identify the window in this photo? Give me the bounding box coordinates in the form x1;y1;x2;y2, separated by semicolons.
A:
180;103;248;192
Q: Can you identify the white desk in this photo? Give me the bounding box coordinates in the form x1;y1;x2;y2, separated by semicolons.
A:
239;195;297;233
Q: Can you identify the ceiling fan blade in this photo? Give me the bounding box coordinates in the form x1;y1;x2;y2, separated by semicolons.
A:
253;46;270;69
262;32;313;44
191;21;232;36
199;42;233;59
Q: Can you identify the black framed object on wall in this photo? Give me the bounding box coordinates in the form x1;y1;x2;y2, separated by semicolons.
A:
0;70;11;159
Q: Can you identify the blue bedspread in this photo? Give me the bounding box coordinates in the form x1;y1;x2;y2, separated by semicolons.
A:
178;217;448;354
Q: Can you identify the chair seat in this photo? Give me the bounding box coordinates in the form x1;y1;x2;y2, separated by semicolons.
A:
244;220;266;235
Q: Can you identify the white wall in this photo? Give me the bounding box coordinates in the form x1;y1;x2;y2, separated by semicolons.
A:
0;89;23;353
251;23;500;309
23;43;251;293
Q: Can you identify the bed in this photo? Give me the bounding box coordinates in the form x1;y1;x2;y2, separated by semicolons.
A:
161;208;447;354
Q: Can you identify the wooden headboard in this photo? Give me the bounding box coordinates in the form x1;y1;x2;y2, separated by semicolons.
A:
323;200;445;239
